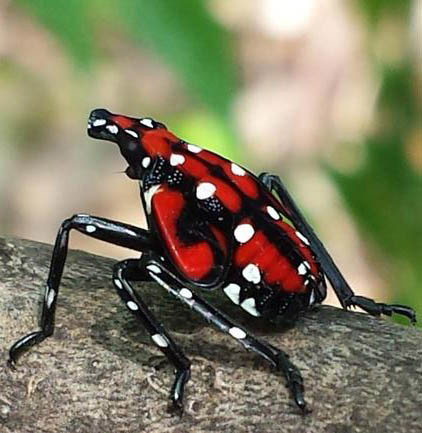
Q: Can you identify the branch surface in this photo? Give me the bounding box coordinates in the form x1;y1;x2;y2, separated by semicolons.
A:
0;236;421;433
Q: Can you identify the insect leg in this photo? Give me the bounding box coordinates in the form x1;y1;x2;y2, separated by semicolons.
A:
144;257;307;412
259;173;416;323
8;214;157;368
114;258;191;415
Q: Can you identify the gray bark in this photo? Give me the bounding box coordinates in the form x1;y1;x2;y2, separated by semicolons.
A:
0;235;421;433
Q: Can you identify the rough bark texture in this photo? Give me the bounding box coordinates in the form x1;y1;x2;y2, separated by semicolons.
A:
0;235;421;433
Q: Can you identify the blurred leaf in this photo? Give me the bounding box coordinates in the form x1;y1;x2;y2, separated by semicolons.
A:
173;111;239;161
356;0;411;23
329;62;422;325
114;0;237;118
16;0;96;68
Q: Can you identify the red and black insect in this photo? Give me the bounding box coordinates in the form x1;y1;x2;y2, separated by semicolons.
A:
8;109;416;413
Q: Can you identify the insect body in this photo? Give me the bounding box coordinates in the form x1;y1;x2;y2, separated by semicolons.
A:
8;109;416;414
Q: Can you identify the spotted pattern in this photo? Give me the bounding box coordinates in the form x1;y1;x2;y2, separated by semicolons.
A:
229;327;247;339
242;263;261;284
240;297;260;317
142;157;151;168
297;263;307;275
140;118;154;128
46;289;56;309
196;182;216;200
147;264;161;274
151;334;169;347
170;154;185;166
187;144;202;153
267;206;280;221
125;129;138;138
223;283;241;305
127;301;139;311
106;125;118;134
93;119;106;127
231;163;246;176
179;288;193;299
296;231;310;245
234;224;255;243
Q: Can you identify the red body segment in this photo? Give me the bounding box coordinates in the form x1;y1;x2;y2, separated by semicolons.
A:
152;186;216;281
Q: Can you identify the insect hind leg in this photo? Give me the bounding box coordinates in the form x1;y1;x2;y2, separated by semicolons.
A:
144;255;308;412
8;214;156;368
259;172;417;324
113;258;191;415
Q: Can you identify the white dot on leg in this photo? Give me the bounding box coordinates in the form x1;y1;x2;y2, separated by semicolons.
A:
147;264;161;274
127;301;139;311
151;334;169;347
46;289;56;308
229;327;247;339
86;225;96;233
114;279;123;289
179;288;193;299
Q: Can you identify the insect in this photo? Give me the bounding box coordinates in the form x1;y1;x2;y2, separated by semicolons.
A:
8;109;416;414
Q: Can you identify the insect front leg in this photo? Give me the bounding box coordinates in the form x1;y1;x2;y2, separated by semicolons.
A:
144;257;308;412
259;172;417;323
8;214;157;368
113;258;191;415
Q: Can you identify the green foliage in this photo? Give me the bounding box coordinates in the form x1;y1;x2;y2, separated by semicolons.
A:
114;0;237;119
15;0;237;120
16;0;96;67
329;63;422;324
356;0;411;24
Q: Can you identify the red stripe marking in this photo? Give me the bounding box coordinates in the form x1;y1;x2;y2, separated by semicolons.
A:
143;130;178;158
152;187;214;281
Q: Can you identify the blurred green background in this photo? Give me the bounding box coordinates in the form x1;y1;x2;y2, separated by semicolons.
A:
0;0;421;325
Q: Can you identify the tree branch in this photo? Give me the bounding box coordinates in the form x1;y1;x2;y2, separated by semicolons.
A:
0;236;421;433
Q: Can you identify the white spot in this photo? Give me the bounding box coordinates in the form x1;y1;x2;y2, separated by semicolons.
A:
142;157;151;168
151;334;169;348
242;264;261;284
187;144;202;153
234;224;255;243
229;327;247;339
170;154;185;166
46;289;56;309
144;184;161;214
127;301;139;311
267;206;280;220
304;261;311;269
179;288;193;299
309;290;316;305
147;264;161;274
86;225;96;233
125;129;138;138
298;263;307;275
196;182;216;200
140;118;154;128
223;283;241;305
93;119;106;127
231;163;246;176
114;279;123;289
296;231;310;245
106;125;118;134
240;298;260;317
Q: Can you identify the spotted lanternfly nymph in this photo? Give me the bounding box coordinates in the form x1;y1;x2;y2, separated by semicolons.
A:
8;109;416;414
